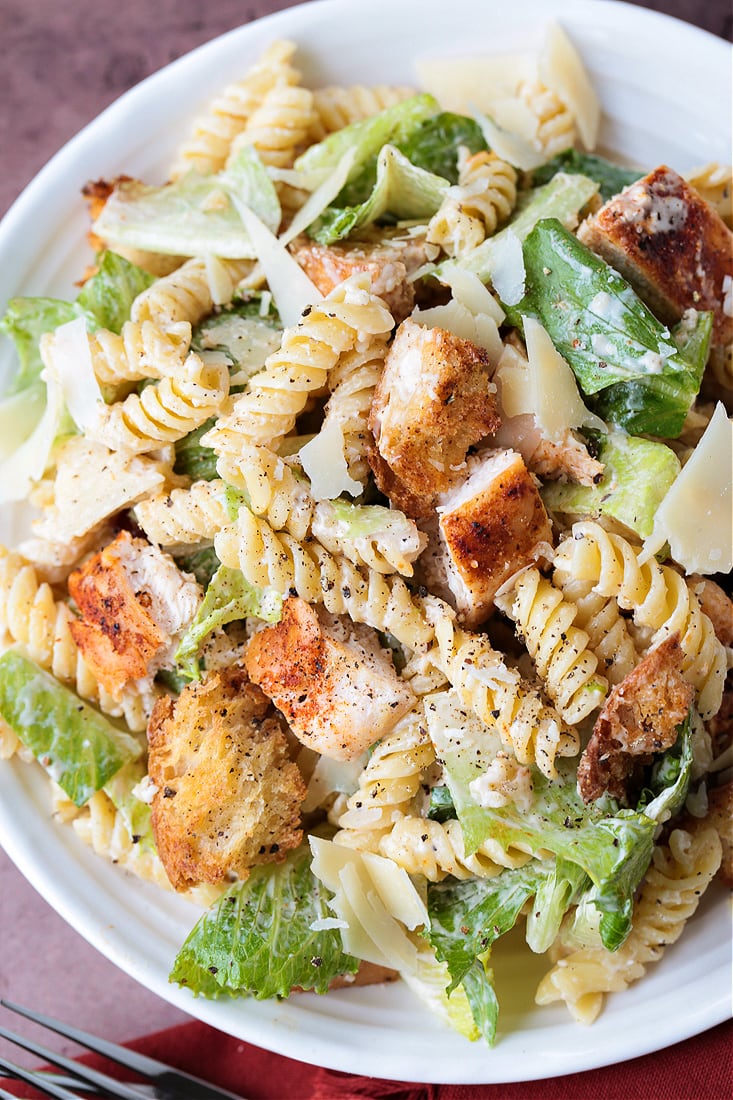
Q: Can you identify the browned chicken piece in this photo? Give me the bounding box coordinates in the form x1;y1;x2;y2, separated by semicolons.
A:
529;435;604;488
368;319;500;517
290;233;432;323
434;449;553;627
689;576;733;647
68;530;201;698
578;634;694;803
705;782;733;888
245;598;415;760
578;166;733;344
707;672;732;764
327;962;399;990
148;667;306;891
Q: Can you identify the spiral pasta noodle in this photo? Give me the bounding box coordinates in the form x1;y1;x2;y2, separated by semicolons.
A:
214;513;434;650
550;569;640;687
87;353;230;454
498;567;609;724
519;78;577;156
334;706;436;853
232;83;315;170
684;161;732;226
427;151;518;257
203;276;393;457
309;84;416;141
134;479;232;546
535;825;722;1023
320;346;387;484
170;40;300;178
217;446;315;541
553;522;727;719
0;547;148;731
130;257;254;330
379;815;531;881
423;600;578;779
41;319;192;390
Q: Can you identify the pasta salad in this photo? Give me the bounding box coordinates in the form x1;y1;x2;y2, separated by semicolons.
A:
0;26;731;1047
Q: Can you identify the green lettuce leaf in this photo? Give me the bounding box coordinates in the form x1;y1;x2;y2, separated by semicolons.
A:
103;761;156;853
532;150;643;201
173;420;219;481
170;844;360;998
396;112;488;184
192;301;282;388
0;651;141;806
92;146;281;259
0;298;77;395
310;144;449;245
506;218;710;436
295;93;440;194
525;858;589;954
75;251;156;334
173;545;221;589
0;382;47;462
541;429;681;538
175;564;282;679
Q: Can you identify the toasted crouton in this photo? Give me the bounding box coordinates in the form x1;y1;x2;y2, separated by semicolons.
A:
245;598;415;760
148;668;306;891
68;531;201;698
705;782;733;887
578;166;733;344
290;234;432;323
369;319;499;515
436;450;553;627
578;634;694;803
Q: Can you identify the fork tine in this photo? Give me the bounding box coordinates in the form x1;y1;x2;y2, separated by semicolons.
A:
0;1054;89;1100
0;1003;234;1095
0;1026;147;1100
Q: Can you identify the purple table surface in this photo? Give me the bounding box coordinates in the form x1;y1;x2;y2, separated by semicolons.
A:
0;0;731;1070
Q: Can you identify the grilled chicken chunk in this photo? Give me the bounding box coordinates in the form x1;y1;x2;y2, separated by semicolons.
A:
578;165;733;344
435;449;553;626
705;782;733;888
148;667;306;891
245;597;415;760
68;530;201;698
290;233;433;323
578;634;694;803
368;319;499;517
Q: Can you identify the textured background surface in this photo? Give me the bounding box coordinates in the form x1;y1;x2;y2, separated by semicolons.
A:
0;0;730;1067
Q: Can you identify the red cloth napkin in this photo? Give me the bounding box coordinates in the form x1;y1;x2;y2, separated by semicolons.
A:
2;1017;731;1100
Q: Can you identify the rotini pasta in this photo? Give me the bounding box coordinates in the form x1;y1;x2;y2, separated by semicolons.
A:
319;345;387;484
497;567;609;724
86;353;230;454
134;479;232;546
535;825;722;1023
202;276;393;457
42;318;192;389
519;78;577;156
550;568;640;687
232;83;315;170
309;84;416;142
684;161;732;226
379;814;530;881
427;151;517;257
130;257;254;330
553;522;727;719
169;40;300;178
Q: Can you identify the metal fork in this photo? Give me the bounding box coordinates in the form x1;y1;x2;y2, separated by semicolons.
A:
0;1000;245;1100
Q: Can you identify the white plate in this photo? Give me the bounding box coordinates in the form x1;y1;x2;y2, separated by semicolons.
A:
0;0;731;1084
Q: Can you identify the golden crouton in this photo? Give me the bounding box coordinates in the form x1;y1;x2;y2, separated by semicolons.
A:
290;233;432;323
369;319;499;515
436;449;553;627
245;598;415;760
148;668;306;891
578;166;733;344
705;782;733;888
68;530;201;698
578;634;694;803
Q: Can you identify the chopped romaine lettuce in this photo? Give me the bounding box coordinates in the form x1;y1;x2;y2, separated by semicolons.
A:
309;145;449;245
0;298;78;395
170;844;359;997
173;545;221;589
295;94;440;193
506;219;710;436
0;382;47;462
174;564;282;679
75;251;156;334
401;942;484;1041
92;146;281;259
0;651;141;806
173;420;219;481
395;112;488;184
541;429;681;538
103;761;156;853
532;150;643;201
525;858;589;954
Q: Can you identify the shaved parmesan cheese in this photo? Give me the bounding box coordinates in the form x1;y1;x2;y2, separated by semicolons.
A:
472;108;546;172
204;254;239;306
415;51;536;115
521;316;606;440
279;147;356;246
538;23;600;151
309;836;428;974
641;402;733;574
301;751;368;813
40;317;102;432
413;299;503;366
226;196;323;327
482;229;525;306
0;373;65;504
299;420;363;500
438;267;505;324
